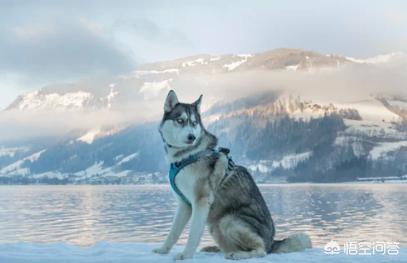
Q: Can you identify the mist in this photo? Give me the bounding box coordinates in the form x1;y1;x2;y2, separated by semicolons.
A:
1;55;406;143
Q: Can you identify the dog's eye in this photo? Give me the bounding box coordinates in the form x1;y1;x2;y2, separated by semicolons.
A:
176;119;184;125
192;121;198;127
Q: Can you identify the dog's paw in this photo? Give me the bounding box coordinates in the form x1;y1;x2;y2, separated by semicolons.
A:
174;252;192;260
152;246;170;254
225;252;250;260
200;245;221;253
225;250;266;260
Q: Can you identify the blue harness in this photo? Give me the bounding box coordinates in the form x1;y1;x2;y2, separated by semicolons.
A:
169;147;234;206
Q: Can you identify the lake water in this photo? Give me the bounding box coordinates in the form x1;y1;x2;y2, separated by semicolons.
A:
0;184;406;248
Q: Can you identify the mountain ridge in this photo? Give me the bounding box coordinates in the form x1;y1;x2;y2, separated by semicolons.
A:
1;48;406;183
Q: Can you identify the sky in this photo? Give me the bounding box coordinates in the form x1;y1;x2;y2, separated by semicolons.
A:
1;0;407;110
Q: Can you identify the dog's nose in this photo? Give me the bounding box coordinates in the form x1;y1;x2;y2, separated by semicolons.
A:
187;134;196;142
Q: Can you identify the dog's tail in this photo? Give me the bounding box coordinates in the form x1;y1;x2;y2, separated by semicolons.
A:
269;233;312;253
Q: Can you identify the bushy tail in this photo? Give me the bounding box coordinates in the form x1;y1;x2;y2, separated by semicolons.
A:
270;233;312;253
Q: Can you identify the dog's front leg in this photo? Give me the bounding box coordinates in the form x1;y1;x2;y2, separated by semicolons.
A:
175;197;210;260
153;200;191;254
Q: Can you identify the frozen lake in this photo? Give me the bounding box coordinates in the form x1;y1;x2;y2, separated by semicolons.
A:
0;184;406;248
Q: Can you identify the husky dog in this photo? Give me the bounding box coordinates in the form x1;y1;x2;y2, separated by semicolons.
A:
153;90;311;260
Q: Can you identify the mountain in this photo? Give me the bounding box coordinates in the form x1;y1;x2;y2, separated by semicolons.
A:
4;48;352;113
1;48;406;184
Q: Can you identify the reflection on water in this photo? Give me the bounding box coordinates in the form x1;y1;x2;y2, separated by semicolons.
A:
0;184;406;247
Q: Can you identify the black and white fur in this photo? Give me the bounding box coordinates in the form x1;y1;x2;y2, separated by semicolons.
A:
153;90;312;260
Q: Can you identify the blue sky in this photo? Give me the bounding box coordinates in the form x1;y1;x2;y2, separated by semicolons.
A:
1;0;407;109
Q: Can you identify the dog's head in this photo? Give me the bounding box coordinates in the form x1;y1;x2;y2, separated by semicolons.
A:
159;90;203;148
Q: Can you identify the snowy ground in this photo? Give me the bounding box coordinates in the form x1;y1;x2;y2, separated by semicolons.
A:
0;243;405;263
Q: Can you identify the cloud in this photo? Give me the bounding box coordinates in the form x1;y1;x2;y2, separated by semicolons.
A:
111;18;193;62
0;109;131;143
0;19;136;83
1;0;407;125
1;55;407;143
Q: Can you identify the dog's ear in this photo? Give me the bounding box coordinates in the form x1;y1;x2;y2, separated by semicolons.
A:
164;90;179;112
193;94;203;113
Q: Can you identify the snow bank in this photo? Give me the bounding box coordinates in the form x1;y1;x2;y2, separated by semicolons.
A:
17;91;95;111
346;52;404;64
0;150;45;175
0;243;405;263
139;79;172;100
369;141;407;160
248;152;312;173
223;55;252;71
0;146;29;158
77;129;102;144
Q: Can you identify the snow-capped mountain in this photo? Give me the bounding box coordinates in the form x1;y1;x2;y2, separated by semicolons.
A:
6;86;119;112
4;49;355;113
1;48;406;183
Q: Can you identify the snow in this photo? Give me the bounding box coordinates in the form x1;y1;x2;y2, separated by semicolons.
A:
247;95;402;128
31;171;66;180
277;151;312;169
73;162;133;180
0;147;29;158
334;136;366;158
223;55;252;71
223;60;245;71
285;64;300;71
319;98;403;137
133;69;180;76
346;52;404;64
17;91;94;111
139;79;172;100
117;152;140;165
0;150;45;175
77;127;123;144
248;162;273;173
26;151;44;162
257;94;330;121
237;54;253;58
0;243;404;263
387;99;407;110
182;58;208;67
0;163;29;176
336;99;401;123
78;129;101;144
249;152;312;173
106;87;119;109
115;154;124;161
74;162;116;179
204;94;336;125
369;141;407;160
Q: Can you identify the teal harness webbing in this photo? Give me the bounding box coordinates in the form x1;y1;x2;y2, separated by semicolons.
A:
169;148;234;206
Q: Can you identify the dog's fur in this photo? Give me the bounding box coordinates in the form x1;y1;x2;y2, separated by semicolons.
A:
153;90;312;260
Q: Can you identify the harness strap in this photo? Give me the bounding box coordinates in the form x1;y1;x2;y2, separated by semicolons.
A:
169;155;199;206
169;148;234;206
